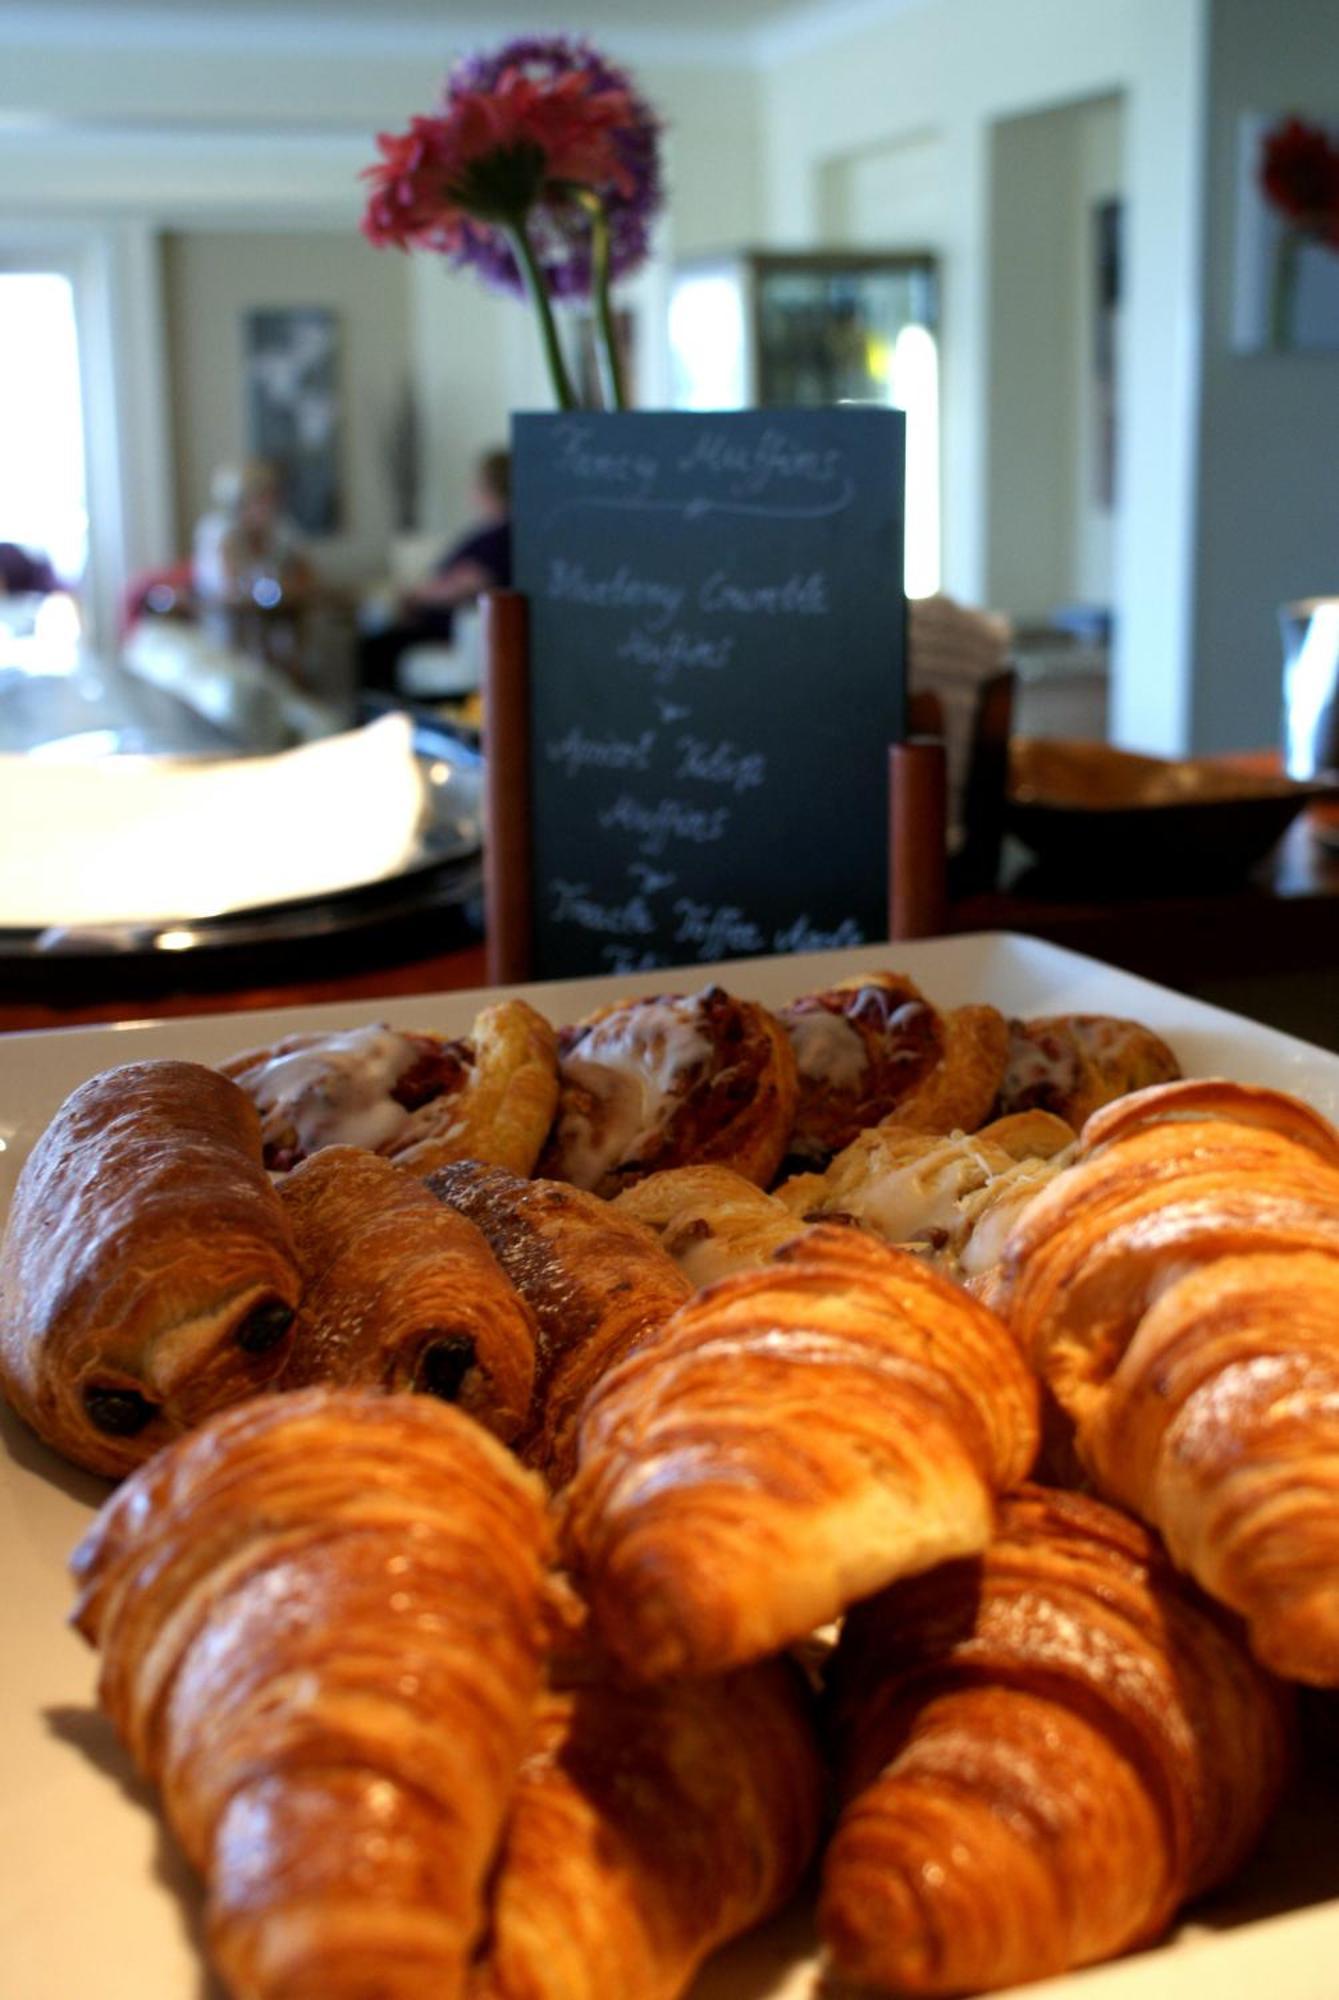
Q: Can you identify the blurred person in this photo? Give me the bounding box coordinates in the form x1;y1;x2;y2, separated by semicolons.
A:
361;447;510;694
193;460;315;611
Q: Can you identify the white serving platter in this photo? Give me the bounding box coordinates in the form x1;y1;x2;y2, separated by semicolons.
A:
3;932;1339;2000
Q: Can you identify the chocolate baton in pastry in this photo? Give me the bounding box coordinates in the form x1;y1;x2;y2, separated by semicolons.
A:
993;1012;1180;1129
563;1224;1039;1679
219;998;559;1178
779;972;1009;1162
276;1146;536;1440
537;985;798;1197
428;1160;691;1486
820;1485;1289;1995
997;1079;1339;1684
70;1390;551;2000
474;1651;824;2000
0;1059;301;1478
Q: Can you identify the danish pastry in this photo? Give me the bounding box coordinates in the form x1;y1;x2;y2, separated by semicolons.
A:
564;1224;1039;1678
537;985;798;1196
70;1389;551;2000
612;1164;809;1288
994;1012;1180;1128
276;1145;536;1440
821;1484;1288;1994
779;972;1009;1161
0;1059;301;1478
219;998;559;1177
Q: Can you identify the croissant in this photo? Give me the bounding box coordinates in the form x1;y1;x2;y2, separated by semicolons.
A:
0;1059;301;1478
219;998;559;1177
993;1012;1180;1127
538;985;798;1195
820;1484;1289;1995
778;972;1009;1161
563;1224;1039;1678
612;1164;808;1287
427;1160;691;1486
997;1079;1339;1683
778;1110;1075;1300
276;1146;536;1440
473;1652;823;2000
70;1389;551;2000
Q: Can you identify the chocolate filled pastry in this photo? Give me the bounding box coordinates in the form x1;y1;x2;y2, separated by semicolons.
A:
820;1485;1289;1995
613;1164;810;1288
219;998;559;1177
474;1651;823;2000
994;1012;1180;1128
70;1390;551;2000
563;1224;1039;1679
0;1060;301;1478
778;1109;1076;1303
428;1160;691;1486
276;1146;536;1441
537;985;798;1197
997;1079;1339;1684
779;972;1009;1162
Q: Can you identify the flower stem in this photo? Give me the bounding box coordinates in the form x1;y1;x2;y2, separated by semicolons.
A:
504;219;578;411
571;187;626;410
1269;225;1301;352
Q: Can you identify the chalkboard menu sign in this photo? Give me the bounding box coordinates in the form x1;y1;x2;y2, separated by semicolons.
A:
512;407;906;978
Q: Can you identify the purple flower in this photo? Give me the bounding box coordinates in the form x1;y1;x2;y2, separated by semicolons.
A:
442;35;664;300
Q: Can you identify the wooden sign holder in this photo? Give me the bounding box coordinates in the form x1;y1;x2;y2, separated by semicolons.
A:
481;589;948;987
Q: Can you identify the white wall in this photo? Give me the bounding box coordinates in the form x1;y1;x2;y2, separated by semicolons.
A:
0;17;767;579
762;0;1209;753
1191;0;1339;751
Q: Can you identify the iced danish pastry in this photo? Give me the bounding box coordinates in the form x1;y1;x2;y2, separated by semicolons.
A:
994;1012;1180;1129
277;1146;536;1439
779;972;1009;1161
613;1164;810;1288
537;985;798;1197
219;998;559;1177
0;1060;301;1478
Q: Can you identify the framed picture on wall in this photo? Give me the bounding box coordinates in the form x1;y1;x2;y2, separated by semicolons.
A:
1232;112;1339;354
243;306;342;533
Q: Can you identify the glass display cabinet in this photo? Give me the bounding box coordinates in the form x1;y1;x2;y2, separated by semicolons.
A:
668;250;941;594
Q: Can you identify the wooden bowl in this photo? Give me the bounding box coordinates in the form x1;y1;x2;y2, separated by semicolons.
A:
1007;738;1338;887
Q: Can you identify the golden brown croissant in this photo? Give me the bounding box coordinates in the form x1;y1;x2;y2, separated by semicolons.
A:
993;1011;1180;1127
563;1224;1039;1679
779;971;1009;1161
613;1164;809;1287
778;1110;1075;1300
537;985;798;1195
219;998;559;1177
0;1059;301;1478
997;1080;1339;1683
70;1389;551;2000
473;1652;823;2000
427;1160;691;1486
276;1146;536;1440
820;1483;1288;1995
